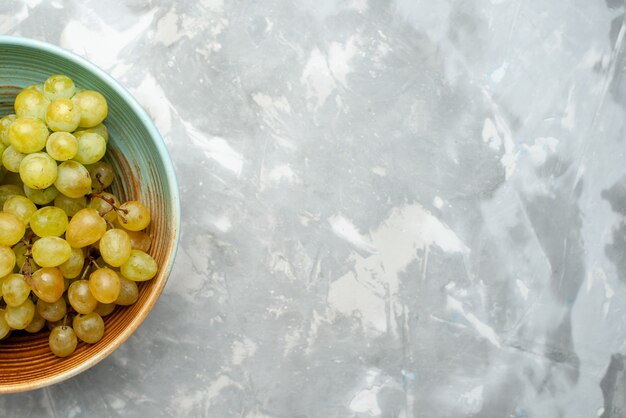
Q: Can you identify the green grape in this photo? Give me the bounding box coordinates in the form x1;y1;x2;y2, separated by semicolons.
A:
46;132;78;161
73;132;106;165
118;201;151;231
43;74;76;101
54;194;86;217
115;276;139;306
86;161;114;192
3;195;36;224
19;152;58;190
73;312;104;343
89;268;120;304
76;123;108;143
24;184;58;205
58;247;84;279
5;298;35;329
0;310;10;339
0;245;17;277
0;114;16;146
1;274;30;307
99;228;132;267
32;236;71;267
14;88;49;120
65;208;106;248
0;144;5;163
37;297;67;322
8;117;49;153
54;160;91;198
0;212;26;246
31;267;65;303
0;184;24;207
24;83;43;93
2;146;25;172
72;90;107;128
45;98;81;132
67;280;97;314
89;192;119;222
30;206;68;237
24;310;46;333
94;302;115;317
120;250;157;282
48;325;77;357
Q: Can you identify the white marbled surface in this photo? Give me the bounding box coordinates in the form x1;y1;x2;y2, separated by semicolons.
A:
3;0;626;417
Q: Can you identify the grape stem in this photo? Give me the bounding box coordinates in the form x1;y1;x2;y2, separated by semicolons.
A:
62;314;68;328
21;231;35;247
90;193;129;223
79;253;95;281
19;231;35;281
95;173;104;189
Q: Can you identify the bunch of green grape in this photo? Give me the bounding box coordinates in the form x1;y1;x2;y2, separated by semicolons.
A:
0;74;158;357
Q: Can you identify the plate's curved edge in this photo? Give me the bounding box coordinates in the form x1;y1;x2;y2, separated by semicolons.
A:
0;35;182;394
